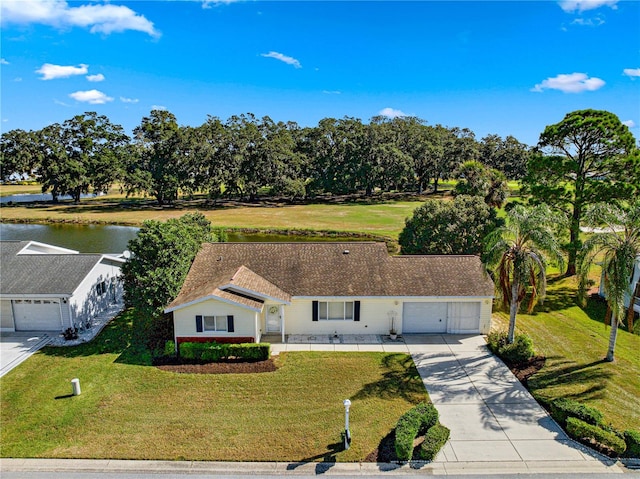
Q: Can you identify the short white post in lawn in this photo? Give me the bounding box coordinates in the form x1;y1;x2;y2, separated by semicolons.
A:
71;378;81;396
343;399;351;450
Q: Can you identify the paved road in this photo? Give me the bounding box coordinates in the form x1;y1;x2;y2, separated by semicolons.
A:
406;334;616;471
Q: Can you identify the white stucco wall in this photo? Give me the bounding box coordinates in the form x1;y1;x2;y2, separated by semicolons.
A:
284;297;401;335
279;296;493;335
173;299;258;340
69;259;122;326
1;299;15;331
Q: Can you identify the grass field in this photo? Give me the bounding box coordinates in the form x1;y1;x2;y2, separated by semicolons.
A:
0;311;428;461
492;275;640;432
0;185;431;238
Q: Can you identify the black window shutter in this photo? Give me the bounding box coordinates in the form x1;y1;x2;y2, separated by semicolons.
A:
196;315;203;332
312;301;319;321
354;301;360;321
227;315;234;332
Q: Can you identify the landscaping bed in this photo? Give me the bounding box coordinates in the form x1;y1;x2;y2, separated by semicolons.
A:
156;358;277;374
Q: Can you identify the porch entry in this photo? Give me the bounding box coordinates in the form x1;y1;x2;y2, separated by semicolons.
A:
266;305;281;333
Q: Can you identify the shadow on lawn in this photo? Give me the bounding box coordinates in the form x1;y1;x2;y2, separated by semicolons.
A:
351;354;426;404
39;311;151;366
529;356;612;402
287;441;343;473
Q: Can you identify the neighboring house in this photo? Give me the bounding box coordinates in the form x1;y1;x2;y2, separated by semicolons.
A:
599;254;640;314
0;241;124;332
165;242;495;345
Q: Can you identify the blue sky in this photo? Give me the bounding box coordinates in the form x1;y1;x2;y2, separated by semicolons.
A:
1;0;639;146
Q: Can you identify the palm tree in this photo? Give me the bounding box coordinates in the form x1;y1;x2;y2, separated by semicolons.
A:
484;204;565;343
578;201;640;362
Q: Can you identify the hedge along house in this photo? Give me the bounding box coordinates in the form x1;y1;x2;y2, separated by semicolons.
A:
0;241;124;333
165;242;494;345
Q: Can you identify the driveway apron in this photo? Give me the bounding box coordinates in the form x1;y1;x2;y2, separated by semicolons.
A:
406;334;613;466
0;332;51;378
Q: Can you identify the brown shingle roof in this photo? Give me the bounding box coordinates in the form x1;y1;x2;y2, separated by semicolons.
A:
167;242;494;311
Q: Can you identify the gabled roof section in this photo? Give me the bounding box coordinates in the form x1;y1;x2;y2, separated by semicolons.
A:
0;241;106;296
166;242;494;312
222;265;291;303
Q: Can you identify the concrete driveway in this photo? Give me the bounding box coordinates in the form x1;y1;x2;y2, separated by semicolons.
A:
406;334;617;472
0;332;51;378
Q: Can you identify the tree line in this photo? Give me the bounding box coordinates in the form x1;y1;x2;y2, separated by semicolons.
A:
0;110;530;204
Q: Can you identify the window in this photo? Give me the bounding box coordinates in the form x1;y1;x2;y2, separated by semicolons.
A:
318;301;354;321
204;315;228;332
96;281;106;296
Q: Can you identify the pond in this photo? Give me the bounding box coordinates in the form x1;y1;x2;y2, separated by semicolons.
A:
0;192;105;204
0;223;371;253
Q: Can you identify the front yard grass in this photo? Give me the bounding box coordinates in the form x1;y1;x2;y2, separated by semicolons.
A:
0;311;428;461
492;275;640;432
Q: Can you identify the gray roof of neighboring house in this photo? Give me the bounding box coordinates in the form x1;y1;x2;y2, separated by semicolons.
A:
167;242;494;310
0;241;104;296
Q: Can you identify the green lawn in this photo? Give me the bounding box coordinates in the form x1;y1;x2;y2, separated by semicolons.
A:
0;311;428;461
492;275;640;432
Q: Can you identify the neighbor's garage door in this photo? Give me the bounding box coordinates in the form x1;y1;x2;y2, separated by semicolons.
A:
13;299;62;331
402;302;448;333
448;302;481;333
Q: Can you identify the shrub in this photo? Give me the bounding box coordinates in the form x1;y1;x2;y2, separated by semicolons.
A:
566;417;626;456
623;430;640;458
487;330;534;363
420;423;450;461
178;342;270;362
394;402;439;461
164;340;176;357
550;398;603;428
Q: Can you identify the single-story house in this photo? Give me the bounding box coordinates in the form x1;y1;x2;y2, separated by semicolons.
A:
0;241;124;332
165;242;495;345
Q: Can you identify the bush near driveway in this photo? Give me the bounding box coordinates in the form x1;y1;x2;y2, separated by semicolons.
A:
394;402;448;462
566;417;626;456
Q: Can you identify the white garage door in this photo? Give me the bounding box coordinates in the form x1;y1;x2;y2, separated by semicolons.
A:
448;302;481;333
13;299;62;331
403;302;448;333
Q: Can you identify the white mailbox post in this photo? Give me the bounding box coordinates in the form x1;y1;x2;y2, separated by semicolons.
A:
343;399;351;450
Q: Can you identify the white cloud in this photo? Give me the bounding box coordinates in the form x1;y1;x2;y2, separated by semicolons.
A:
558;0;618;13
531;72;605;93
261;51;301;69
1;0;159;37
622;120;636;128
14;77;22;82
36;63;88;80
54;99;70;107
69;89;113;104
623;68;640;77
86;73;104;82
151;105;167;111
201;0;240;7
379;107;407;119
120;97;139;103
322;90;341;95
571;16;604;26
1;58;9;65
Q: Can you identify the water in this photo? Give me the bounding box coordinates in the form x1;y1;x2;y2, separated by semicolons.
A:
0;192;105;204
0;223;139;253
0;223;369;253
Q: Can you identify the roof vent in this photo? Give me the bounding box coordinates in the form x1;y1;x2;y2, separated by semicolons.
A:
217;256;223;261
343;250;350;255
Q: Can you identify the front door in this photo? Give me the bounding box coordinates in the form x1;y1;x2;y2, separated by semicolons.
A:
266;305;281;333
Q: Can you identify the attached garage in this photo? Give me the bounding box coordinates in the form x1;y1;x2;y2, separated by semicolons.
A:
402;301;482;334
12;299;62;331
402;302;448;333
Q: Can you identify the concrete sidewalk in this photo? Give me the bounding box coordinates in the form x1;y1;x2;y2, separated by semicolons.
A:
0;457;625;475
406;334;618;471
